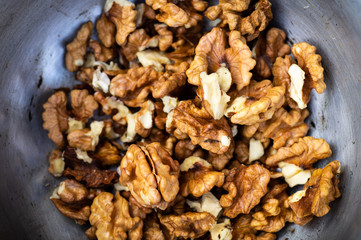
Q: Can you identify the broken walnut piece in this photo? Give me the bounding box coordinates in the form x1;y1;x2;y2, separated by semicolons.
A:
158;212;216;239
291;42;325;104
220;164;271;218
174;139;205;160
206;139;235;170
70;89;98;122
154;102;167;130
154;24;173;52
289;160;341;218
226;85;286;126
186;27;256;91
48;149;65;177
144;213;165;240
156;3;190;28
234;140;249;163
96;12;116;48
232;214;257;239
109;66;160;107
89;192;143;240
122;29;152;62
128;195;153;220
67;121;104;151
42;91;69;148
63;146;119;188
94;141;122;165
179;156;224;197
50;179;101;225
89;40;115;62
65;21;93;72
108;1;137;46
171;100;233;154
119;143;180;209
265;136;332;168
238;0;273;41
94;92;129;125
135;100;155;138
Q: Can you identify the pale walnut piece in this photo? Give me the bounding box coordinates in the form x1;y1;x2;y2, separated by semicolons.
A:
220;164;271;218
265;136;332;168
238;0;273;41
94;141;122;165
180;156;225;197
96;13;116;48
289;160;341;218
255;28;290;78
50;179;102;225
171;100;233;154
291;42;325;105
108;2;137;46
48;149;65;177
186;27;256;91
70;89;98;122
65;21;93;72
158;212;216;239
109;66;160;107
89;192;143;240
135;100;155;138
42;91;69;148
119;143;180;209
226;85;286;126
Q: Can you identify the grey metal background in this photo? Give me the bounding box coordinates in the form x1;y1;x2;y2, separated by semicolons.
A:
0;0;360;239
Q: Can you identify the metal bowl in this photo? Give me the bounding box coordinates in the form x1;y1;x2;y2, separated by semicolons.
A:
0;0;360;239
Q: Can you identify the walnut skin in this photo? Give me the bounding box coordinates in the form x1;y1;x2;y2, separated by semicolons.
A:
171;100;233;154
70;89;98;122
289;161;341;218
186;27;256;91
94;141;122;165
154;24;173;51
96;13;116;48
156;3;190;28
89;40;115;62
180;156;225;197
144;214;165;240
51;179;101;225
89;192;143;240
159;212;216;239
108;1;137;46
122;29;152;61
65;21;93;72
42;91;69;148
220;164;271;218
232;214;257;239
265;136;332;168
119;143;180;209
206;139;235;170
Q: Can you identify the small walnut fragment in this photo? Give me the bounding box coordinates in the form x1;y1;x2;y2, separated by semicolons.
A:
207;139;235;170
180;156;224;197
50;179;101;225
232;214;256;239
89;40;115;62
119;143;180;209
265;136;332;168
186;192;223;218
220;164;271;218
186;27;256;91
48;149;65;177
65;21;93;72
144;214;165;240
122;29;152;62
63;147;119;188
135;100;155;138
108;1;137;46
156;3;190;28
155;24;173;51
94;92;129;124
89;192;143;240
94;141;122;165
171;100;233;154
159;212;216;239
70;89;98;122
42;91;69;148
289;161;341;218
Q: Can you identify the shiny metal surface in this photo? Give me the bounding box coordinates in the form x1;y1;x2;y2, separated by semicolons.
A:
0;0;360;239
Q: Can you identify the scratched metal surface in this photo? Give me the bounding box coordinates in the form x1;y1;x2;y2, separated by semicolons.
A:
0;0;361;239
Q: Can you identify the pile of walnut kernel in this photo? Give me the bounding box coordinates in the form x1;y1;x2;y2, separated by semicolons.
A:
42;0;341;239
